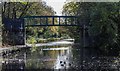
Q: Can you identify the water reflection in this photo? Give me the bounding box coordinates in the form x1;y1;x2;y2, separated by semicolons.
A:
0;45;73;70
0;45;120;70
54;47;72;69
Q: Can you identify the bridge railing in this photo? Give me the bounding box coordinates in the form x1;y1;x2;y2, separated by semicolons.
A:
23;16;79;26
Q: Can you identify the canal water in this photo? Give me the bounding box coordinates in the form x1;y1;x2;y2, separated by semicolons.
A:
0;44;120;70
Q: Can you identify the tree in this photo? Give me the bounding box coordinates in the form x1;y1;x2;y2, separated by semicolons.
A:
1;2;56;45
62;2;120;54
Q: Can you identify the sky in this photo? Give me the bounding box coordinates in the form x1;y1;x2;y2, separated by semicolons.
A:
43;0;66;16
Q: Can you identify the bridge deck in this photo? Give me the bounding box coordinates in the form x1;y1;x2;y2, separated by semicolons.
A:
23;16;80;27
25;24;80;27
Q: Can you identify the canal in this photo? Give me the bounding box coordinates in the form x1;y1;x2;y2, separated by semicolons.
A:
0;44;120;70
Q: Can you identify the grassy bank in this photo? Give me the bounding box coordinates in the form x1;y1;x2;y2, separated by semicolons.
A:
27;37;66;44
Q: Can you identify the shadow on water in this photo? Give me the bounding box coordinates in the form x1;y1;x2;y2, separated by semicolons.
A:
0;44;120;70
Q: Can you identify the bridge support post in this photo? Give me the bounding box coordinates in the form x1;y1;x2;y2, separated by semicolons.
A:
80;24;86;70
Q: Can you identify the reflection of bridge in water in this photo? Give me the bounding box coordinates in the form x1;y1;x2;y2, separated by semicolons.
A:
1;45;73;70
1;44;120;70
54;46;72;69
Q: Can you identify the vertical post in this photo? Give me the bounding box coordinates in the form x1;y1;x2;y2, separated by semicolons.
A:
71;17;73;25
75;17;77;25
80;24;86;70
23;18;26;45
40;18;41;25
59;17;60;25
46;17;48;25
73;17;75;25
83;24;86;48
65;17;67;25
76;17;79;26
52;16;54;25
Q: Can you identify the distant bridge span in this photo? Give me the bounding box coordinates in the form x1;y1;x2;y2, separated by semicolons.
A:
23;16;82;27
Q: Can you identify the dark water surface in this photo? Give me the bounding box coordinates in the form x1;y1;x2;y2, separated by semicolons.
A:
0;44;120;70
